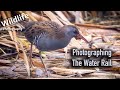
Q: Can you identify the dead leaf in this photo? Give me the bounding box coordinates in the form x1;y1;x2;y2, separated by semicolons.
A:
32;59;44;68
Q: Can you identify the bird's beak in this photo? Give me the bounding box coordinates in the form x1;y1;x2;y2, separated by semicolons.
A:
75;34;89;43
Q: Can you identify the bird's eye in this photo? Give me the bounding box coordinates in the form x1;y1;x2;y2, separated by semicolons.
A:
74;30;78;34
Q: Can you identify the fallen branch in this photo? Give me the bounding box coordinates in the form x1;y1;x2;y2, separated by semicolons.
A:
75;23;120;29
49;67;95;76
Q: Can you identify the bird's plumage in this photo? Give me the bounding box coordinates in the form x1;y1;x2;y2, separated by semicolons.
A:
20;21;87;51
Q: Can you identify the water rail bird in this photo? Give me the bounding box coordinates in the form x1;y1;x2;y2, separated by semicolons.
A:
20;21;89;77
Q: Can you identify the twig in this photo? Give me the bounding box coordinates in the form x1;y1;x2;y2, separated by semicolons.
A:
24;11;37;21
75;23;120;29
0;11;14;40
17;38;30;77
43;11;63;26
5;11;11;18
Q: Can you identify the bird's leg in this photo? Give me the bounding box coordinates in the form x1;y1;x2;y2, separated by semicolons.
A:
39;51;49;77
29;44;36;70
29;44;33;68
